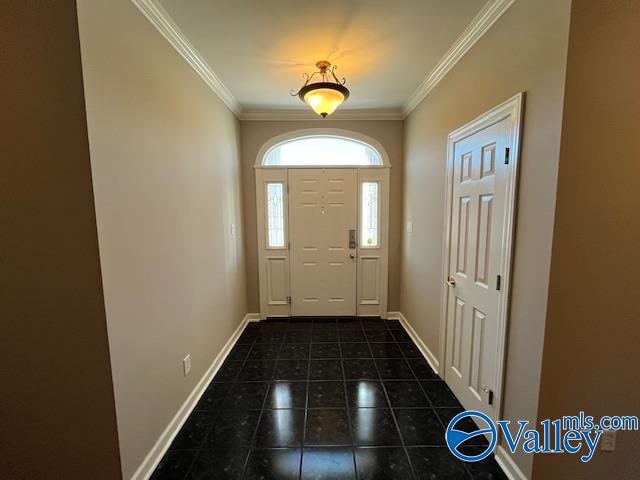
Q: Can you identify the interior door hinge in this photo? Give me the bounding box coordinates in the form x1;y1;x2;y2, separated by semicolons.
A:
488;389;494;405
496;274;502;291
505;147;510;165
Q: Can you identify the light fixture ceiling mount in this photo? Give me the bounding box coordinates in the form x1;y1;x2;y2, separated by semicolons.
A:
290;60;350;118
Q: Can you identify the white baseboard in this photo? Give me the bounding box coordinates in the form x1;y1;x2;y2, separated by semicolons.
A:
386;313;527;480
130;312;259;480
495;445;529;480
387;311;440;374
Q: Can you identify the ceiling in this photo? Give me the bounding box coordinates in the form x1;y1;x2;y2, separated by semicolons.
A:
152;0;500;117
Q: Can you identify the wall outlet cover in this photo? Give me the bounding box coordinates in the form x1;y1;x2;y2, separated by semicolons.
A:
600;430;616;452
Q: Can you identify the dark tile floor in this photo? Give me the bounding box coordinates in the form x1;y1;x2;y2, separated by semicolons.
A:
151;317;507;480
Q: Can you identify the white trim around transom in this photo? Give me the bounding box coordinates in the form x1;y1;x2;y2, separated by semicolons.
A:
254;128;391;169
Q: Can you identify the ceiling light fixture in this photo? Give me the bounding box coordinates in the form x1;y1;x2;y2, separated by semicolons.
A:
291;60;350;118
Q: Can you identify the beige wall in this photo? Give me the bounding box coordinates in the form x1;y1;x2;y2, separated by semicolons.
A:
240;120;404;313
400;0;571;475
535;1;640;478
0;2;121;478
76;1;247;477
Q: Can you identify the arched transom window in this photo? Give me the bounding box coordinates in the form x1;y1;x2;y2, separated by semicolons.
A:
262;135;384;167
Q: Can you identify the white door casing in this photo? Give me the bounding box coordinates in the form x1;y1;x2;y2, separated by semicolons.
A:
255;132;391;319
441;93;524;420
289;168;358;316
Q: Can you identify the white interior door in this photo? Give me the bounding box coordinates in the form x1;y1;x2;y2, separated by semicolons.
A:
289;168;358;316
444;118;511;417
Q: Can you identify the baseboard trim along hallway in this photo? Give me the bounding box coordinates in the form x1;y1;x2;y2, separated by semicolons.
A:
387;312;526;480
387;311;439;374
495;445;529;480
136;313;519;480
131;313;261;480
150;316;512;479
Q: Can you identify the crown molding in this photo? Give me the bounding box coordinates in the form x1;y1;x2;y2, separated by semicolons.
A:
131;0;398;121
130;0;242;116
402;0;516;117
240;108;404;121
132;0;513;121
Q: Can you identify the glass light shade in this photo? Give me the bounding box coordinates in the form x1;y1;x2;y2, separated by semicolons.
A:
303;88;345;117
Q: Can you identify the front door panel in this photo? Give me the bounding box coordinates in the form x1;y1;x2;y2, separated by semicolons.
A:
289;169;358;316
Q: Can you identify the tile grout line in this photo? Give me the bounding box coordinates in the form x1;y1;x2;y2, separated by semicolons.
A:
164;317;477;480
181;321;261;480
338;319;359;480
300;318;313;480
395;321;476;480
241;318;288;478
399;319;466;467
368;320;419;480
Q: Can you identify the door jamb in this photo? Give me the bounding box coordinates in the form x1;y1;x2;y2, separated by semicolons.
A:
439;92;525;420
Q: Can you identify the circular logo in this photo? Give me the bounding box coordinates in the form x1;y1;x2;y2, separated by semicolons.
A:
445;410;497;462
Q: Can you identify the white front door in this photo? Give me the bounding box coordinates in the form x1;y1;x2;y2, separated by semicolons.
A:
289;168;358;316
444;118;511;417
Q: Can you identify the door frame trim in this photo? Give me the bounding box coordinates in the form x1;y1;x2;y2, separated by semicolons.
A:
256;166;390;319
439;92;524;420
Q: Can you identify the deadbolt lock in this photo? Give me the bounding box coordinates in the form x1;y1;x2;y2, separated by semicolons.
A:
349;229;356;249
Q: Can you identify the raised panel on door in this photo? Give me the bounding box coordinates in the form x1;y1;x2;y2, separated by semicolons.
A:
444;118;510;418
358;256;380;304
266;256;289;306
289;169;357;316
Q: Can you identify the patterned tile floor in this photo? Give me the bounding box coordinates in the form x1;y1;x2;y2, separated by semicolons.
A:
151;317;507;479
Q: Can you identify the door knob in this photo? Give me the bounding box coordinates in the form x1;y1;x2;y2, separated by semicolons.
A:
446;276;456;287
349;253;356;259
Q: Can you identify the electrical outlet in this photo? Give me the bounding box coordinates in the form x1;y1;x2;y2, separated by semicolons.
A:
600;430;616;451
406;221;413;233
183;354;191;376
230;223;235;236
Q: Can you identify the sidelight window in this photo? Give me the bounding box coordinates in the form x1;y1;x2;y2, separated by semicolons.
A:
266;183;285;248
361;182;379;247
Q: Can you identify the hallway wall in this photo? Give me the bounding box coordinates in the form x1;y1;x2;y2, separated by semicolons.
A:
240;120;404;313
76;1;247;477
0;2;121;478
535;1;640;478
400;0;571;475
